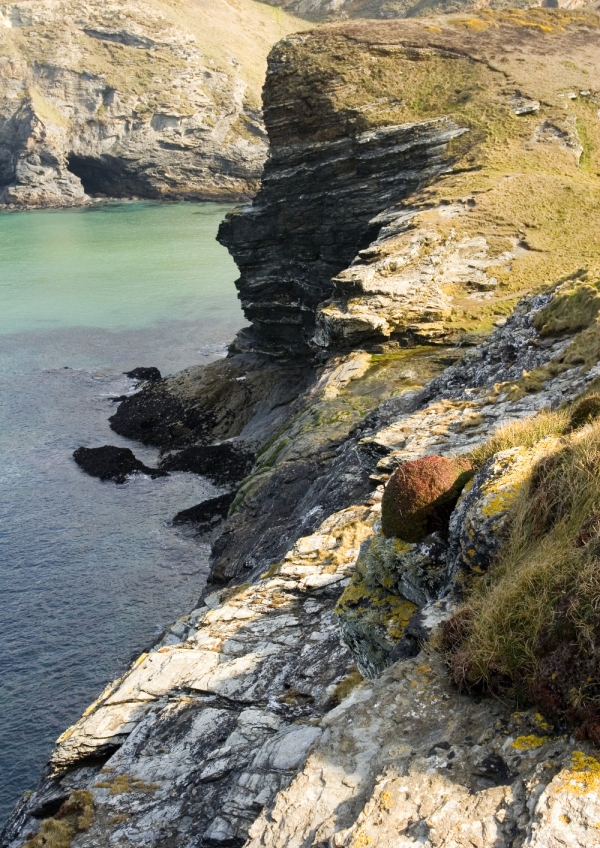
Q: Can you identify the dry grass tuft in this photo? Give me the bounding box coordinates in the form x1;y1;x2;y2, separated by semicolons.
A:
467;408;571;468
24;790;94;848
446;418;600;740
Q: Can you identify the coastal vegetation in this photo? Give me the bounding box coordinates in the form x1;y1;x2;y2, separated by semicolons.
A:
444;388;600;741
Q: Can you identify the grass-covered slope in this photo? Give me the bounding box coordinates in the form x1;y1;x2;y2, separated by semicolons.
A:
445;389;600;740
276;10;600;345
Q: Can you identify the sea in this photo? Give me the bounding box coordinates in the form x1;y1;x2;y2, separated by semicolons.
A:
0;201;246;826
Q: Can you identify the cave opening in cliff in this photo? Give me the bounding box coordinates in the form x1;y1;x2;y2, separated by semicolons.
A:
67;153;153;199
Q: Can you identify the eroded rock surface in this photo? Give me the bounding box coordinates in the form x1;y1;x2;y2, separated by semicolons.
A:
218;11;600;356
0;0;302;207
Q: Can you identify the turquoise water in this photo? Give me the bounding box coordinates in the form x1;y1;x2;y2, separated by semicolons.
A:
0;202;246;827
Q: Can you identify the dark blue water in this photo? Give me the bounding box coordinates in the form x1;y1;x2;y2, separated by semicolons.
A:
0;202;246;825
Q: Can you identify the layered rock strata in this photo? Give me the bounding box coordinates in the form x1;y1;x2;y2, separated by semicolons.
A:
220;11;600;356
0;0;301;207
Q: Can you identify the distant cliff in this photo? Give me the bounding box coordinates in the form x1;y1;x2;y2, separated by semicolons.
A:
5;9;600;848
0;0;301;207
263;0;588;22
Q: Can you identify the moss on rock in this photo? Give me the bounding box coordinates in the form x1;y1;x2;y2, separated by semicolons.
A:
381;455;473;542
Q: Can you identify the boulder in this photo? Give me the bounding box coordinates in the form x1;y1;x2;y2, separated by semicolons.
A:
125;367;162;383
73;446;167;484
381;455;473;542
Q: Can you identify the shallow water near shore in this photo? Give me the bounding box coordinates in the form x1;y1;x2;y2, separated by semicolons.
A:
0;202;246;826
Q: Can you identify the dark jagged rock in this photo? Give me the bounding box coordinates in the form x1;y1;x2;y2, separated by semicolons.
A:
160;443;255;486
73;446;167;484
125;367;162;383
172;493;236;531
110;354;315;450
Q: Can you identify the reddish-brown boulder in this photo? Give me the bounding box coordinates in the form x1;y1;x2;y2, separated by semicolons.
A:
381;455;473;541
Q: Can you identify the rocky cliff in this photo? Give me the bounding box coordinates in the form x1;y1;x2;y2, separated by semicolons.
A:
220;11;600;356
0;0;301;207
5;9;600;848
263;0;589;23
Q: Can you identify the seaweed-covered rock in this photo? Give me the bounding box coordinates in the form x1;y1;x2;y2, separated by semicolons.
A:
381;455;473;542
160;443;255;486
125;367;162;383
73;446;167;484
172;493;235;532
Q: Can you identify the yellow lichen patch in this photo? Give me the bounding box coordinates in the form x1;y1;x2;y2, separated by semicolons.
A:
511;734;549;750
474;438;562;522
379;789;393;812
562;752;600;794
335;569;417;644
352;829;374;848
533;712;552;731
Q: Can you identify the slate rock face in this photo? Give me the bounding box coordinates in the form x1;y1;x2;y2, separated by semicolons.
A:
219;110;465;354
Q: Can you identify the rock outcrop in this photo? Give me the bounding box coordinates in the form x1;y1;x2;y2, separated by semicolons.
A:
220;10;600;356
5;9;600;848
7;280;600;846
0;0;302;207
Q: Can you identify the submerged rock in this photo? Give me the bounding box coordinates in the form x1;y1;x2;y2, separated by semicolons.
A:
172;492;235;531
73;446;167;484
125;367;162;383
